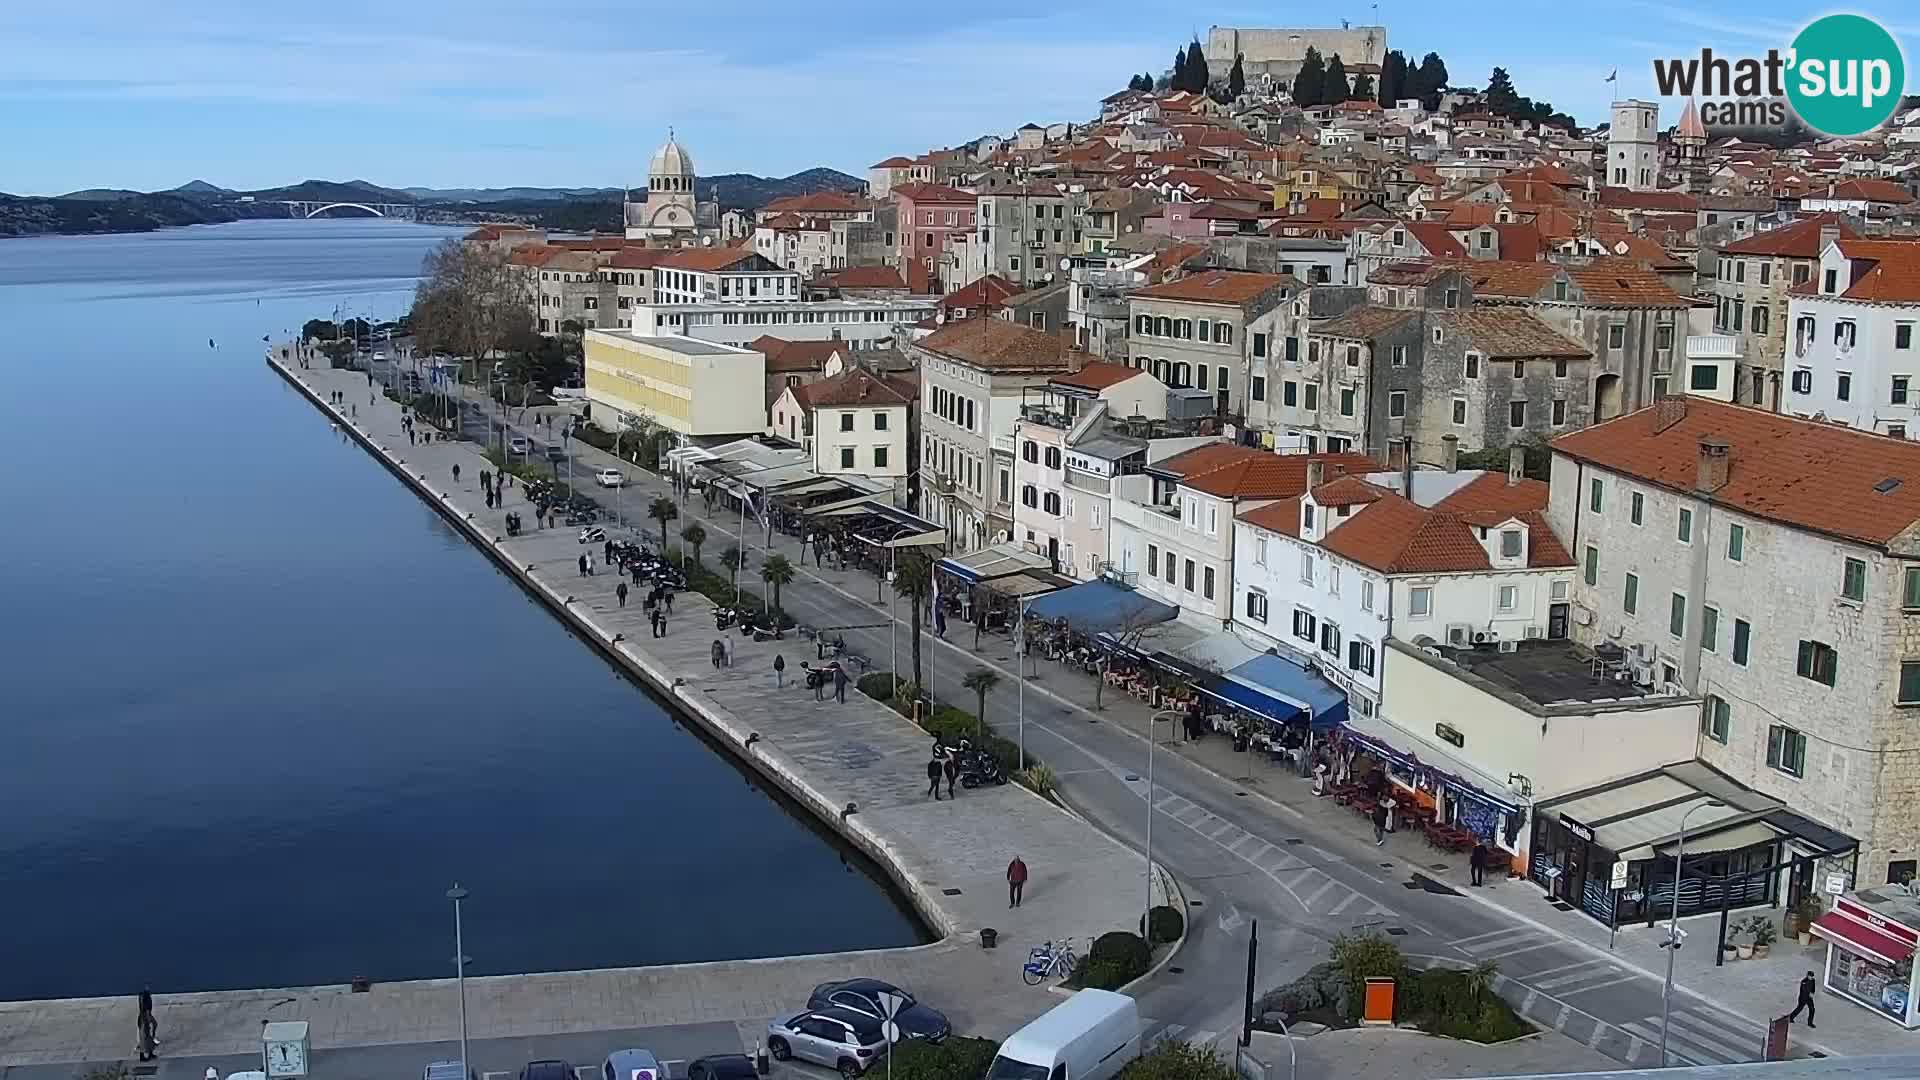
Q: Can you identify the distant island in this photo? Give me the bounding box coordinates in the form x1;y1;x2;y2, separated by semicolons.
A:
0;169;864;239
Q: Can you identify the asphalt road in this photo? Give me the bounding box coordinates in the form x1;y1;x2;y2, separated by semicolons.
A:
412;375;1790;1072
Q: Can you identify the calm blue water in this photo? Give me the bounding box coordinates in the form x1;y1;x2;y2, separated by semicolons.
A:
0;219;922;1002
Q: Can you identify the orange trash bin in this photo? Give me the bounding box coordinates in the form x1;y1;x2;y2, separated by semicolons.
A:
1363;977;1396;1025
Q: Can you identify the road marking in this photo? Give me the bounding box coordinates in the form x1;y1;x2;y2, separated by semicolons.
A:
1455;929;1541;955
1525;957;1611;982
1327;891;1367;915
1553;972;1642;997
1668;1010;1763;1062
1531;961;1619;989
1301;877;1339;908
1620;1020;1711;1067
1451;926;1529;948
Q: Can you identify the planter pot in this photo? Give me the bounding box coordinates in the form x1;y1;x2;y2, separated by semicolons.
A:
1800;932;1815;947
1754;944;1771;959
1737;944;1755;960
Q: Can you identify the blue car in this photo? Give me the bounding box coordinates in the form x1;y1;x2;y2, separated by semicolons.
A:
806;978;950;1042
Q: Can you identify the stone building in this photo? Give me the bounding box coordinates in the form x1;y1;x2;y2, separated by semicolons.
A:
1547;396;1920;892
1202;25;1388;90
1713;215;1854;410
1126;270;1299;420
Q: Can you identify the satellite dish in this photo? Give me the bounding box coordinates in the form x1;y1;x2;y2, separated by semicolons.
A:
1058;257;1072;271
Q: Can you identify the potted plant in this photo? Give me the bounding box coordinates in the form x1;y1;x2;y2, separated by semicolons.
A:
1746;915;1777;959
1794;894;1826;946
1733;920;1755;960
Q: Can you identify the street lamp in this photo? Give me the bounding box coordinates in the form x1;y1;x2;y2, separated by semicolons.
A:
447;884;471;1080
1148;710;1181;927
1658;799;1726;1067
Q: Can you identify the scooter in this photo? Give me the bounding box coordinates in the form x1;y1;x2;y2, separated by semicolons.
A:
714;606;738;631
577;526;606;545
959;752;1009;788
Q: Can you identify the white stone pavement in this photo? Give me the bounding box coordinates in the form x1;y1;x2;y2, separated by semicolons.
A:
0;357;1157;1068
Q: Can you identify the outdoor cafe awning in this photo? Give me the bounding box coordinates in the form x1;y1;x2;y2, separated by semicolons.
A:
1023;579;1176;636
1339;714;1523;814
1226;654;1350;732
984;572;1062;600
936;542;1053;585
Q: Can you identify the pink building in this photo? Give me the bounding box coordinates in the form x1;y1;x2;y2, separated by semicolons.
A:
893;182;975;293
1141;201;1210;240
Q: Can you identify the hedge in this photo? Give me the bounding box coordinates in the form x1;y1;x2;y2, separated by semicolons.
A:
855;672;1039;783
1116;1042;1236;1080
1070;930;1151;990
887;1037;999;1080
1140;904;1184;945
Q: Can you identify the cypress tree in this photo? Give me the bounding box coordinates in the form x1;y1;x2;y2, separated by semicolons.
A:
1324;54;1351;104
1229;53;1246;100
1293;46;1325;107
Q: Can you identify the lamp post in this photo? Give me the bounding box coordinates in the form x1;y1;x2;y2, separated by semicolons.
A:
1658;799;1726;1067
446;884;471;1080
1016;595;1030;771
1149;710;1181;926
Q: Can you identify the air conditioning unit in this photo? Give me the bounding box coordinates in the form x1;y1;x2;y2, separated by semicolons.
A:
1474;629;1501;644
1445;623;1474;646
1632;641;1657;665
1662;682;1687;697
1524;625;1545;640
1498;639;1520;654
1629;661;1656;686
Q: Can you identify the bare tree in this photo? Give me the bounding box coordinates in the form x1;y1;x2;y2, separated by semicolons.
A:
1091;605;1170;711
410;240;528;382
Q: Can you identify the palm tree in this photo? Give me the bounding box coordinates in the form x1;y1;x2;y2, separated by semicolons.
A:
892;551;934;691
680;522;707;568
962;668;1001;738
719;544;744;600
760;554;796;618
647;495;678;550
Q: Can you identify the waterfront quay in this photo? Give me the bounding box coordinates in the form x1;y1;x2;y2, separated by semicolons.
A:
0;356;1156;1074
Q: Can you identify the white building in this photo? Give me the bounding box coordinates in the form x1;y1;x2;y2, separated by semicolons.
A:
651;249;802;305
1230;454;1576;717
1605;100;1659;191
769;366;914;483
624;131;716;242
1547;396;1920;887
1110;445;1376;629
1783;236;1920;438
626;298;936;352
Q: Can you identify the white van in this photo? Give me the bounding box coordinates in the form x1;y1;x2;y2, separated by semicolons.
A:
985;989;1140;1080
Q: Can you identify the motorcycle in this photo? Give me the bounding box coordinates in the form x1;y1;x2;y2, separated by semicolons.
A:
714;606;738;631
577;526;606;545
803;662;842;690
959;752;1009;788
505;512;522;537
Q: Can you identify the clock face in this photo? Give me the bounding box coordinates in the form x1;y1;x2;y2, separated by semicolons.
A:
269;1041;307;1076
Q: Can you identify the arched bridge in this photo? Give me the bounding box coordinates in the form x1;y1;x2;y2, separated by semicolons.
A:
278;201;418;220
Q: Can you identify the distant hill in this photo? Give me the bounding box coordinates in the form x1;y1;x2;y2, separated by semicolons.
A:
405;185;621;202
58;188;145;201
701;168;863;211
168;180;233;198
0;192;236;238
241;179;416;204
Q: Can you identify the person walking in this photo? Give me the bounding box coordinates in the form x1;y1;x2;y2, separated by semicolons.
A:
578;554;588;577
616;582;629;608
812;663;827;701
774;653;786;687
1787;971;1818;1028
663;589;674;614
1312;756;1330;796
604;539;615;565
452;463;461;484
1469;842;1487;887
1006;856;1028;908
943;751;959;799
1371;802;1389;846
925;756;943;801
585;553;595;576
722;635;734;668
136;986;157;1061
833;662;848;703
711;640;725;669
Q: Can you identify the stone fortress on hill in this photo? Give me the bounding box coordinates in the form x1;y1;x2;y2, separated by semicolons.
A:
1201;24;1389;88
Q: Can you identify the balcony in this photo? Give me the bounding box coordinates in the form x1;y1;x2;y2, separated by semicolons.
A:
1110;495;1185;541
1020;402;1075;429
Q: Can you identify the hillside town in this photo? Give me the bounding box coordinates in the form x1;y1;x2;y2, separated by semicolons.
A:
445;22;1920;1040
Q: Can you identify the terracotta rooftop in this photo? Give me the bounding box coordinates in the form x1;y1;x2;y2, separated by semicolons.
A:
1794;177;1917;205
820;265;907;290
1052;361;1142;392
917;318;1089;373
1457;258;1690;308
1309;475;1389;508
1132;270;1295;306
1722;214;1856;258
1597;187;1700;213
1436;309;1590;358
1551;397;1920;548
657;248;770;272
940;274;1021;309
871;156;916;168
892;182;976;204
1432;472;1552;515
798;366;915;409
749;336;845;373
762;191;865;214
1407;222;1468;258
1182;451;1378;500
1310;490;1572;574
1153;443;1264;479
1829;238;1920;303
1237;497;1303;537
608;247;670;270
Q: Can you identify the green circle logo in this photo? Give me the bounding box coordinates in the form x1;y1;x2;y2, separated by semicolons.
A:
1787;14;1905;136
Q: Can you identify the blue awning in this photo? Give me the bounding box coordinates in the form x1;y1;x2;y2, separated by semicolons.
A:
1198;679;1307;728
1211;653;1352;732
1022;579;1176;636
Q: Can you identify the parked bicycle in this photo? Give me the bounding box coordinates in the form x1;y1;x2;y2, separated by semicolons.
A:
1022;939;1078;985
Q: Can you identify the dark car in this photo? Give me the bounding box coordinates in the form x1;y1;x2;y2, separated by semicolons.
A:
807;978;950;1042
684;1055;757;1080
521;1060;576;1080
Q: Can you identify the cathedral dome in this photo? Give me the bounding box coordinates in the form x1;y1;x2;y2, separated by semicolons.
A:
650;132;694;182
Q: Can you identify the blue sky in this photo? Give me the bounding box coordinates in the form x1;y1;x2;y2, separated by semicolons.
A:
3;1;1915;195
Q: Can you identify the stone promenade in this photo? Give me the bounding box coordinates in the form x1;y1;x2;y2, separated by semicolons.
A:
0;357;1155;1070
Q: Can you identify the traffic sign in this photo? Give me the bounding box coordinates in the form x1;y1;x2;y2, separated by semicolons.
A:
875;991;908;1020
1610;861;1629;889
881;1021;902;1044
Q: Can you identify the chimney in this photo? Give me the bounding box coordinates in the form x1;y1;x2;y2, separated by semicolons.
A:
1507;447;1525;486
1306;460;1325;491
1652;394;1689;434
1441;434;1459;473
1697;438;1731;494
1400;436;1416;499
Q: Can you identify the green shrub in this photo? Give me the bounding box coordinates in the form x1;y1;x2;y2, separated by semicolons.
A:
1329;931;1405;1021
1139;904;1184;945
888;1036;1000;1080
1116;1042;1236;1080
857;671;896;701
1071;931;1151;989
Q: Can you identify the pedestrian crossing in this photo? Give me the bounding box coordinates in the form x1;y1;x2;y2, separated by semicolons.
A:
1449;925;1567;961
1522;956;1643;997
1146;1023;1222;1050
1620;1005;1768;1067
1148;790;1394;921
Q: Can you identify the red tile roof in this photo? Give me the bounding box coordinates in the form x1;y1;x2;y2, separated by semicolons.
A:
1797;177;1917;205
1183;451;1378;499
940;274;1021;309
892;182;975;204
1830;238;1920;303
1722;214;1856;257
820;265;908;290
1597;187;1699;213
1052;361;1142;392
1132;270;1294;306
800;366;915;409
609;247;670;270
1551;397;1920;547
1432;472;1552;515
1407;222;1467;258
763;191;864;215
749;336;845;373
871;156;916;168
657;248;768;272
1313;493;1573;574
1437;310;1590;358
1237;497;1303;537
918;318;1090;372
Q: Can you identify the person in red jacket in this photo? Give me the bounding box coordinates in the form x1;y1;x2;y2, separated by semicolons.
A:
1007;856;1029;908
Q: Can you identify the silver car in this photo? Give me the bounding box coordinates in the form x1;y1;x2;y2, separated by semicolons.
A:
767;1008;888;1078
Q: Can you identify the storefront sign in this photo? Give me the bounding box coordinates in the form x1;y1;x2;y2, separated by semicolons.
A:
1827;873;1850;895
1610;861;1629;889
1838;897;1920;944
1434;722;1464;748
1560;814;1595;843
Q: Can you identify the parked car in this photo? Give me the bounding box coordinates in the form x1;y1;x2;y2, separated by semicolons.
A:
602;1048;664;1080
425;1062;476;1080
684;1055;756;1080
509;436;532;455
767;1008;889;1078
595;468;625;488
807;979;949;1042
520;1060;576;1080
